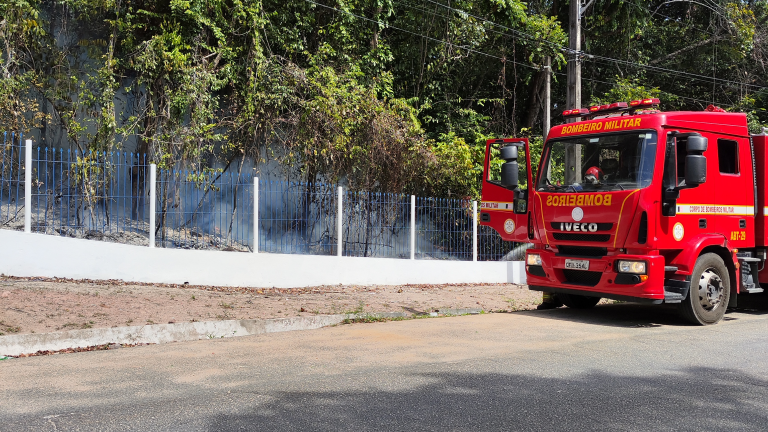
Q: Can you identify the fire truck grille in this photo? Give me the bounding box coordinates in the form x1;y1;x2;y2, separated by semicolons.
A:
550;222;614;231
556;246;607;258
562;269;603;287
552;233;611;242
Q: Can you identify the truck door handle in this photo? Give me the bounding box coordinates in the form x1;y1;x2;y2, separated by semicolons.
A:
740;219;747;229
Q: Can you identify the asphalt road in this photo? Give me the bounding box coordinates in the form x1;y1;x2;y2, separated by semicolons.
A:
2;299;768;432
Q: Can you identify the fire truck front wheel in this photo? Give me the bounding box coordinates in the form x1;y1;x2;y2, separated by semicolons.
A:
679;253;730;325
559;294;601;309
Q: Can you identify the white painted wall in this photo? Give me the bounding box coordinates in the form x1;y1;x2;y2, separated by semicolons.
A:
0;230;526;288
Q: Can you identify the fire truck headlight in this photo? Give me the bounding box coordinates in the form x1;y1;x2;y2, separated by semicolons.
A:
617;260;647;274
527;253;542;266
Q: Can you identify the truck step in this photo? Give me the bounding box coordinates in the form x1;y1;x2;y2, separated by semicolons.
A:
739;257;762;263
664;266;678;272
743;288;764;294
664;291;685;303
664;279;690;304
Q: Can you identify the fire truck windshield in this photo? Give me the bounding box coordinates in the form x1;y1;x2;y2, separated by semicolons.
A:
537;131;658;192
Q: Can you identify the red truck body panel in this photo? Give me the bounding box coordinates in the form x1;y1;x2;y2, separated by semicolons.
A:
753;135;768;248
480;138;534;243
750;135;768;283
480;109;764;304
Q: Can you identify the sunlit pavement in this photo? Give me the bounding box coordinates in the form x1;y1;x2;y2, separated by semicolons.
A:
2;299;768;431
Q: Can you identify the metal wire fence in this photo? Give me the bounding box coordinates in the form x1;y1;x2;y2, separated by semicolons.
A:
31;148;151;243
413;198;527;261
343;191;410;258
0;132;26;230
259;181;337;255
156;169;254;251
415;197;473;260
478;225;521;261
0;139;528;260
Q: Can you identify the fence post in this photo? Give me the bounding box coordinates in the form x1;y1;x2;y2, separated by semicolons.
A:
24;139;32;233
149;164;156;248
254;177;259;253
473;200;478;262
337;186;343;257
410;195;416;260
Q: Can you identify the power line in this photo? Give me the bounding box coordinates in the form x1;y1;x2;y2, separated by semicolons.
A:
419;0;766;91
303;0;736;110
402;0;763;92
420;0;568;51
303;0;540;72
586;53;764;91
410;0;744;90
398;0;524;44
561;71;736;108
621;0;717;37
403;0;708;93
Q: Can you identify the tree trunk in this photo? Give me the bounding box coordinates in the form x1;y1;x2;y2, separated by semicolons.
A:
227;152;247;242
523;68;547;130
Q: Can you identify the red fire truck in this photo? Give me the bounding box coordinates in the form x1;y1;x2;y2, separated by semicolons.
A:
480;99;767;325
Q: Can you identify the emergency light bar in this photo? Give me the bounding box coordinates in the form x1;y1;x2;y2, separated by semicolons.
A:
562;108;590;118
588;102;629;114
609;102;629;110
562;99;662;119
629;98;660;108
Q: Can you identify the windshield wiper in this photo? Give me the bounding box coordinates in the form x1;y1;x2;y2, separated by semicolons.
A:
541;179;567;191
607;183;625;191
540;185;566;192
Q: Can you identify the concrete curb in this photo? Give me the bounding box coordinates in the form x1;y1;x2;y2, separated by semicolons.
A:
0;230;526;288
0;309;481;357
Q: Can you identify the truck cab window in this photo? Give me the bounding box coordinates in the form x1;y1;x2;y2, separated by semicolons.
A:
676;137;688;186
538;131;657;192
487;143;528;188
718;139;739;174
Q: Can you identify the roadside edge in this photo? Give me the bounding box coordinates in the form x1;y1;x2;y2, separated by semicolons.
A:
0;309;482;357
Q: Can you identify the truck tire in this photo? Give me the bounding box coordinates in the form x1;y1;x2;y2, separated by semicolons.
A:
678;253;730;325
559;293;601;309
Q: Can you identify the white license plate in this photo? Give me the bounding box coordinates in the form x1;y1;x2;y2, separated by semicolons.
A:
565;259;590;271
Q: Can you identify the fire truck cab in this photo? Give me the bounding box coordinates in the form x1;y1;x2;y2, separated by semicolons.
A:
480;99;768;325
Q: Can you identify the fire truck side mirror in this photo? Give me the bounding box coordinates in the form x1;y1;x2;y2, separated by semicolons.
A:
514;189;528;213
500;145;519;189
500;145;518;160
687;135;708;153
685;155;707;186
685;136;708;186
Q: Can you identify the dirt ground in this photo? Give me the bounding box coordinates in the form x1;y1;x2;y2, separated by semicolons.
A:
0;276;549;336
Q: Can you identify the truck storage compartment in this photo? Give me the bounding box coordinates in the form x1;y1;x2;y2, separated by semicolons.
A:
753;135;768;247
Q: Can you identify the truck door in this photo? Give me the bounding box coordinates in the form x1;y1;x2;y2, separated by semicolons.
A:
712;137;754;248
657;131;753;251
479;138;533;242
658;132;718;250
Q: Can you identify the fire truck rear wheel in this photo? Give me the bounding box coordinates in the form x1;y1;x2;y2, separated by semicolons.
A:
679;253;730;325
559;293;601;309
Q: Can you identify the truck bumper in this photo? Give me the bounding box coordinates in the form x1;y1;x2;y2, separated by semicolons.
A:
525;249;666;304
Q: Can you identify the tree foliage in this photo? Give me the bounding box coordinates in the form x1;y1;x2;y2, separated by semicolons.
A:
2;0;768;198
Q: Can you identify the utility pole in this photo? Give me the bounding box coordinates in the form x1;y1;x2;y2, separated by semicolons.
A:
567;0;582;112
543;56;551;139
565;0;583;184
544;56;552;182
